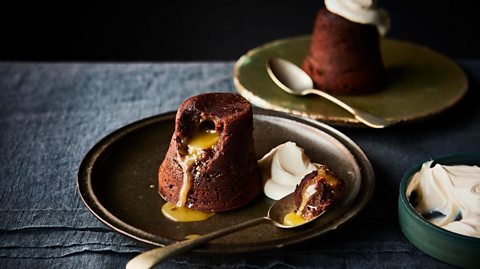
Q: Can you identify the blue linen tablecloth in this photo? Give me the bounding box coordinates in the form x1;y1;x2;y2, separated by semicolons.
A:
0;61;479;268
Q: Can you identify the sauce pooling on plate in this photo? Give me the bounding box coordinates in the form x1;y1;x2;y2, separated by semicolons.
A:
407;161;480;238
162;122;218;222
161;202;214;222
177;124;219;207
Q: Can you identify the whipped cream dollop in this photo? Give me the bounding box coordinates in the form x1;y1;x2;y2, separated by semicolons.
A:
407;161;480;238
325;0;390;36
258;142;321;200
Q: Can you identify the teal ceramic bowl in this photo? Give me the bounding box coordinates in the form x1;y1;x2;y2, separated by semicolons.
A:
398;153;480;268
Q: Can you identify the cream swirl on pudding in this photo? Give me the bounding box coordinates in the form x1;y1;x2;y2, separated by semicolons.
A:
325;0;390;36
407;161;480;238
258;142;321;200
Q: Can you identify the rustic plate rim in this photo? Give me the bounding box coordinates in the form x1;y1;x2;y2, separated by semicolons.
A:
233;35;469;127
77;108;375;253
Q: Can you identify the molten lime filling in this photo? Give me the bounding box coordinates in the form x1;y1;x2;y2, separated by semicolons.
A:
283;183;317;226
187;129;218;152
283;212;307;226
177;125;218;208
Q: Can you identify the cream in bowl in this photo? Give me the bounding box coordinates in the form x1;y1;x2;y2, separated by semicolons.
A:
398;154;480;268
406;161;480;238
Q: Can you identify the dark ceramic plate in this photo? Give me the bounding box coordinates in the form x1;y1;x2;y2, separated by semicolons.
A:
234;36;468;127
77;109;374;253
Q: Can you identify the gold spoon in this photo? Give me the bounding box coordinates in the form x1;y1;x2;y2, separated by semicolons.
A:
266;57;391;128
126;192;321;269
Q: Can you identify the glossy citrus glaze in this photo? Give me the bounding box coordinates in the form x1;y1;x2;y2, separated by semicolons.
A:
284;175;321;226
176;128;218;207
283;212;307;226
161;202;214;222
188;129;218;151
185;234;201;240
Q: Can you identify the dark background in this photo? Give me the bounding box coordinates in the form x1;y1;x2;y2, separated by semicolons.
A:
1;0;479;61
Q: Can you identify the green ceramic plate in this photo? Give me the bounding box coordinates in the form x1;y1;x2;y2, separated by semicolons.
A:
234;36;468;127
398;153;480;268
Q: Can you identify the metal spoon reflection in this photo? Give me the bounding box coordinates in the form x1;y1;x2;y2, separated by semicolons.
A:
126;193;320;269
266;57;391;128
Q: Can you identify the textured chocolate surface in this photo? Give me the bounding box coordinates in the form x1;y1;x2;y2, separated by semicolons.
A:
158;93;261;211
294;166;345;220
302;8;387;94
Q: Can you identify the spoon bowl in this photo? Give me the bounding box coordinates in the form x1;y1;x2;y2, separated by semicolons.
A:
126;192;319;269
266;58;391;128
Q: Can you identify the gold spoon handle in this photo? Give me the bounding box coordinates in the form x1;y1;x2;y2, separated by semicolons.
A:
303;89;389;128
126;217;270;269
